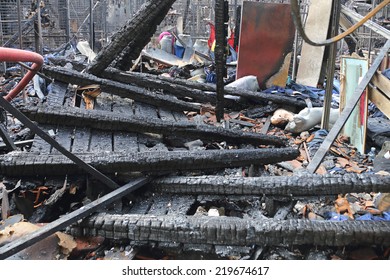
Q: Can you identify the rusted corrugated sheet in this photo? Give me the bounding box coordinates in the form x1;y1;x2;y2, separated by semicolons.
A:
236;2;295;89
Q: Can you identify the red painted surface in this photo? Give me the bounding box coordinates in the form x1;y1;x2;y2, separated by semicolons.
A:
236;2;295;89
0;47;44;101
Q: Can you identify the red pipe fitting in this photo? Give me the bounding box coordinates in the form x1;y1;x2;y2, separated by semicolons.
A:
0;47;44;101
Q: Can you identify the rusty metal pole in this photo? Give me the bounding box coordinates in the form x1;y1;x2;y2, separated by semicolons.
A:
214;0;227;122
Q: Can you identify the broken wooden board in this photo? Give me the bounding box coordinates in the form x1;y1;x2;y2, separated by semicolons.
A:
296;0;333;87
340;56;369;154
368;71;390;119
236;2;295;88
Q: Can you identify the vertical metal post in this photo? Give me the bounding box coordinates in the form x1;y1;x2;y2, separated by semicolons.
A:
90;0;94;51
291;31;298;81
66;0;71;42
17;0;23;49
321;0;341;130
367;0;376;63
34;5;43;54
0;12;6;71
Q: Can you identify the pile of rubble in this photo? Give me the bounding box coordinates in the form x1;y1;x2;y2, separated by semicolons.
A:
0;0;390;260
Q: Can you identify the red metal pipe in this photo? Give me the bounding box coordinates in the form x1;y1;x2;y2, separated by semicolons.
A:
0;47;44;101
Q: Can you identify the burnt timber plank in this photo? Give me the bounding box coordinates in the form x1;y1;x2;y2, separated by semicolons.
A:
101;67;320;108
89;129;113;153
29;124;56;153
102;68;218;105
42;66;200;112
306;40;390;173
166;195;197;215
50;126;73;154
46;81;68;106
0;148;300;177
0;177;150;260
86;0;177;73
18;104;288;147
111;96;139;153
151;173;390;196
71;127;91;153
72;212;390;247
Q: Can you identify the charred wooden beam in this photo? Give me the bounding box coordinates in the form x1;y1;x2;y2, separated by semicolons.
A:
151;173;390;196
71;212;390;247
42;65;200;112
19;103;288;147
0;148;299;177
101;68;321;108
86;0;177;74
101;67;217;104
214;0;227;121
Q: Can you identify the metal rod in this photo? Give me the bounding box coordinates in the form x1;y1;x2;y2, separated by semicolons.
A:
90;0;94;51
66;0;71;42
34;5;43;54
367;0;376;62
16;0;23;49
321;0;341;130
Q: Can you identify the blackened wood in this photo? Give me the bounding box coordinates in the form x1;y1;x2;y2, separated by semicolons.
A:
19;103;288;147
307;40;390;173
0;96;120;191
42;65;200;112
214;0;227;121
101;68;218;105
101;68;319;109
151;173;390;196
86;0;177;74
72;212;390;246
0;148;299;177
0;177;150;260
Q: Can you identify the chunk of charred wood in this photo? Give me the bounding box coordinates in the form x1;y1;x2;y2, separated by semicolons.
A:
214;0;227;121
0;148;299;177
72;212;390;247
101;68;317;109
151;173;390;196
42;65;199;112
86;0;177;74
102;68;239;108
19;104;288;147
